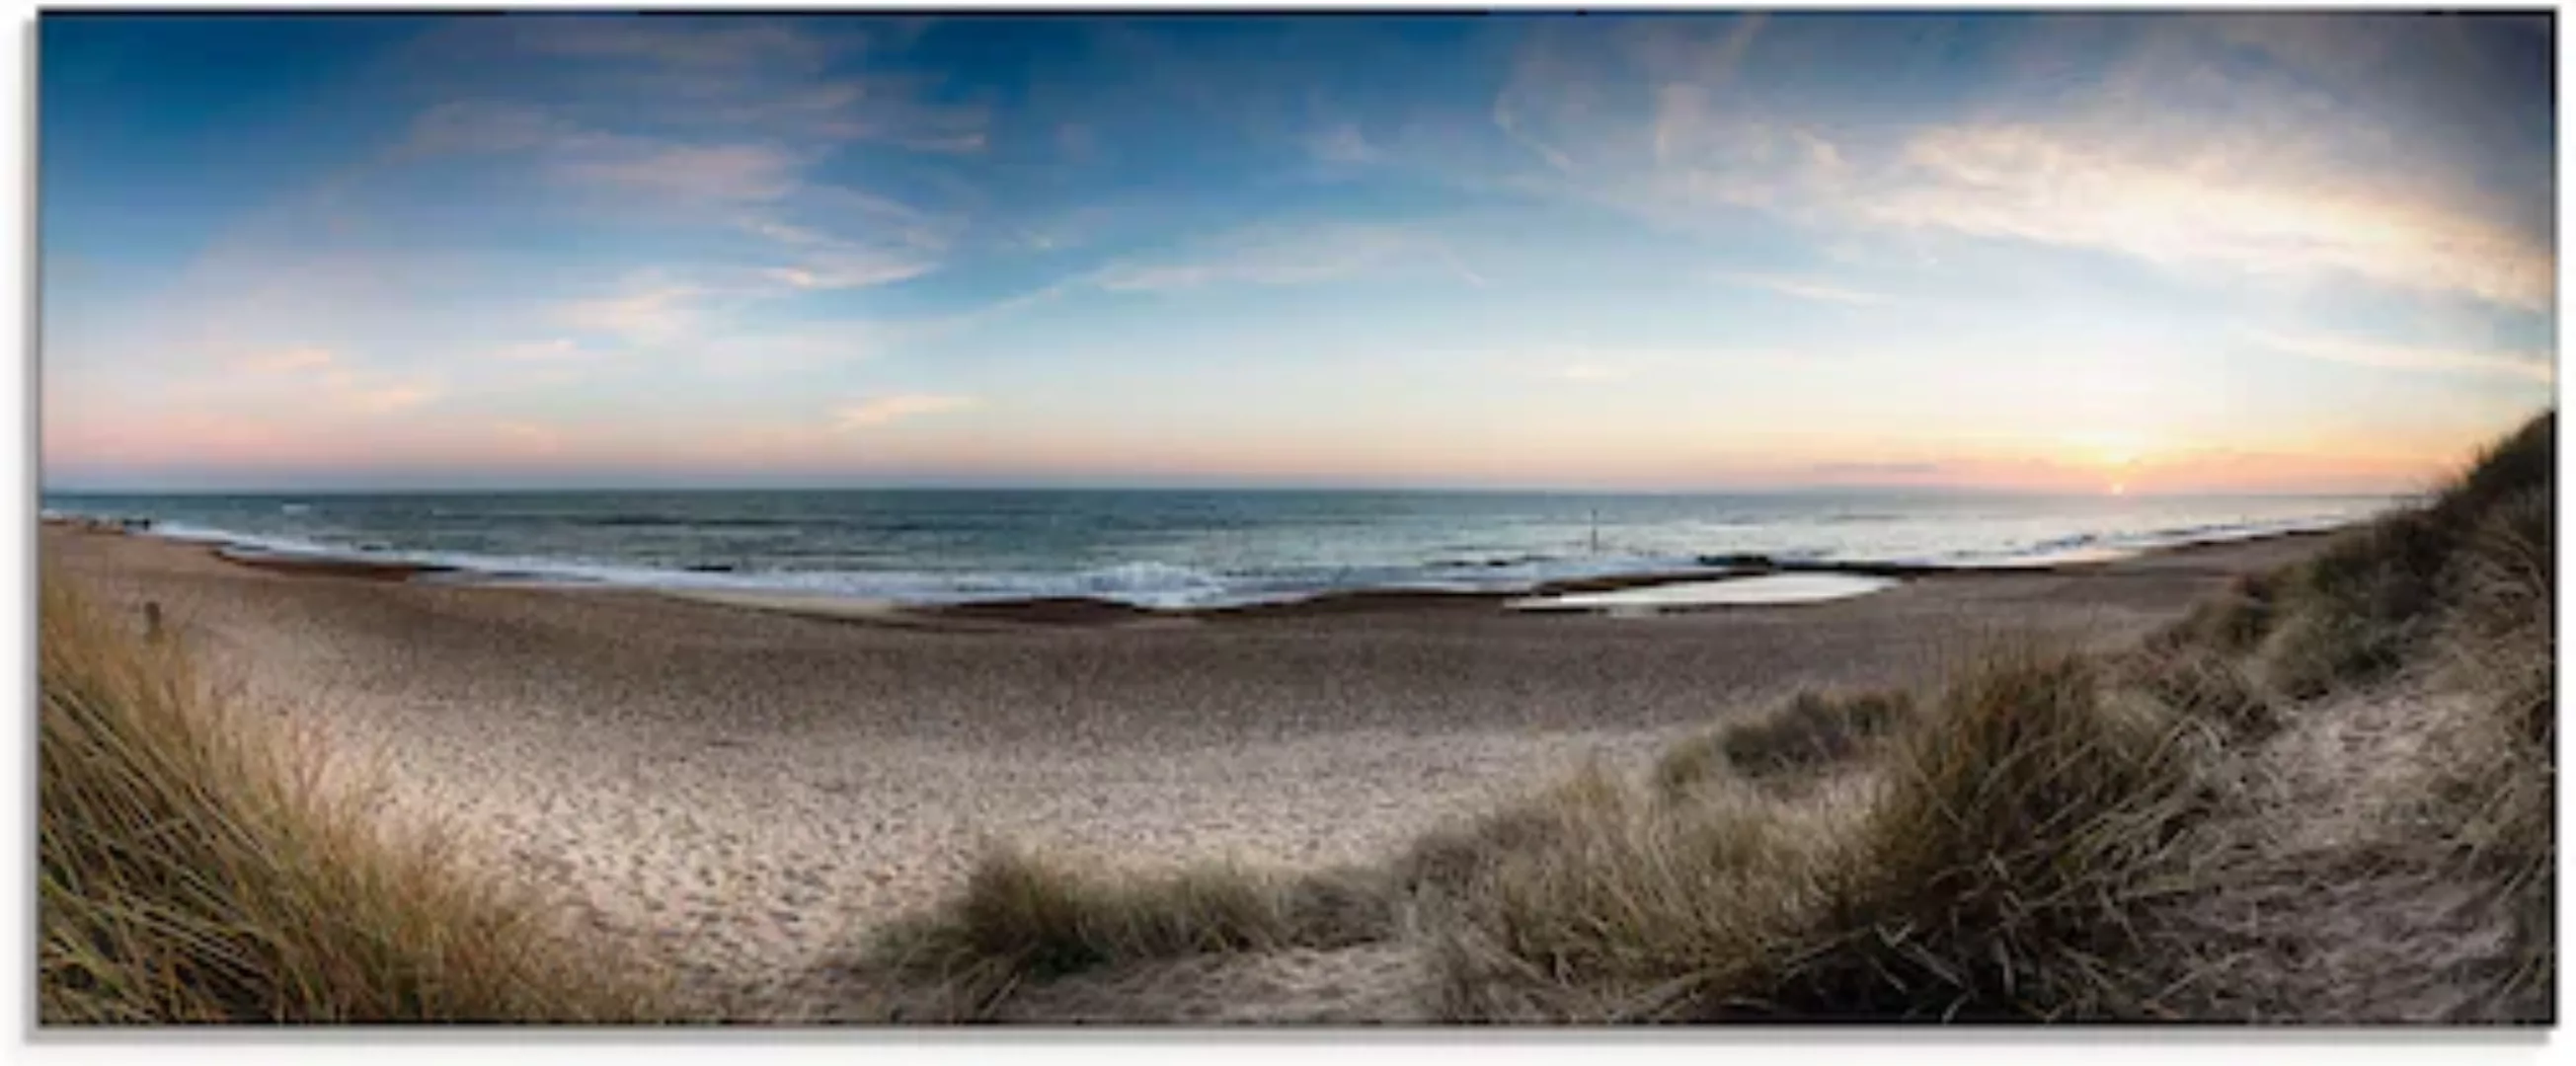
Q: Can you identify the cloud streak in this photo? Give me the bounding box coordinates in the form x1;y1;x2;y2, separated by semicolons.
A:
552;140;803;202
1090;224;1486;294
556;280;710;344
832;394;980;430
491;339;588;362
234;347;337;374
1868;122;2554;312
2252;331;2555;384
1715;272;1888;306
1546;362;1633;384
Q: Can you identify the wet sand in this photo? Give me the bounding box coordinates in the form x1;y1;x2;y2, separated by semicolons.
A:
39;522;2331;1014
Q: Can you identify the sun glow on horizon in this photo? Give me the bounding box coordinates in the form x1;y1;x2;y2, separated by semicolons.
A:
2066;430;2152;472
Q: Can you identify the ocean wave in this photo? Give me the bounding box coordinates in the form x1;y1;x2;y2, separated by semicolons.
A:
111;520;1726;610
1910;513;2369;569
82;502;2385;611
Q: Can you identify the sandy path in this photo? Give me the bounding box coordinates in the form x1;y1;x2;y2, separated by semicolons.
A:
40;525;2319;1017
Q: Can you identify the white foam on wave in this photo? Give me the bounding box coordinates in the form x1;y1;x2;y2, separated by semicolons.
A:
1507;573;1900;613
140;525;1299;610
155;522;351;559
1897;511;2376;570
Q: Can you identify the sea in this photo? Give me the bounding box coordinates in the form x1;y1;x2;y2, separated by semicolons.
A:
39;490;2401;610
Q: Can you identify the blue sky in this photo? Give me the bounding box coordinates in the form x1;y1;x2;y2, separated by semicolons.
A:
39;12;2557;493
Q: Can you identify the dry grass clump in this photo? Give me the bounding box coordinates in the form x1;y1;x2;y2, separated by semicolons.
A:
2262;510;2455;698
2120;643;2277;740
1655;689;1914;798
1762;646;2213;1021
1724;689;1914;782
844;847;1398;1020
39;573;667;1024
1424;647;2211;1022
1416;765;1859;1022
2424;481;2554;1019
2259;413;2554;699
1393;769;1624;899
2150;572;2278;655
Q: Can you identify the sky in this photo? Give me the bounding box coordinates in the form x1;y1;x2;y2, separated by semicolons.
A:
39;12;2559;494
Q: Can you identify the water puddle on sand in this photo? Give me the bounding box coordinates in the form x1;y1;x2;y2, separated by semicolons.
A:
1505;572;1899;614
659;589;906;620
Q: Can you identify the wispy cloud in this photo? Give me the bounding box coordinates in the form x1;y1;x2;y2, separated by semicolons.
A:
557;281;709;344
698;321;883;375
395;101;572;158
552;140;801;202
1092;224;1484;293
763;261;933;291
1546;362;1634;384
440;17;987;154
1715;272;1888;305
493;420;566;454
748;218;940;290
738;202;945;291
1868;122;2553;311
516;17;832;71
226;363;446;416
832;393;980;430
491;339;589;362
1302;123;1379;166
339;380;441;415
234;347;337;374
1490;95;1573;175
2251;330;2555;384
399;101;820;208
1809;460;1945;479
702;75;990;151
1481;14;2553;312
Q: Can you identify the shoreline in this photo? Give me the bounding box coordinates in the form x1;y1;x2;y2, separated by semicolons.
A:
44;513;2349;627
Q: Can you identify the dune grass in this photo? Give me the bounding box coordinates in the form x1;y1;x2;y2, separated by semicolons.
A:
1424;644;2214;1022
38;573;669;1024
1760;647;2213;1020
841;411;2554;1024
2424;478;2555;1019
2257;413;2555;699
1415;763;1862;1022
2149;571;2279;656
841;846;1399;1020
2118;642;2277;741
1672;688;1915;792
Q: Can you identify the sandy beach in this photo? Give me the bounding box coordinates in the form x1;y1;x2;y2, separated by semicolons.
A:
40;523;2335;1016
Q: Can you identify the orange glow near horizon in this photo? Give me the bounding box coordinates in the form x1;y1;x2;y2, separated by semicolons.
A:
38;401;2517;495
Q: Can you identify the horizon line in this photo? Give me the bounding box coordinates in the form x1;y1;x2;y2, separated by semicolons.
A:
39;482;2411;500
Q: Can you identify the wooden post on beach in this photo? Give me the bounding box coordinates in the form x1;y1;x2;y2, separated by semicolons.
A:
143;601;163;643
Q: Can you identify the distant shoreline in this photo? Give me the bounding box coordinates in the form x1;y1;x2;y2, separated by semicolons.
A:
43;512;2347;626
